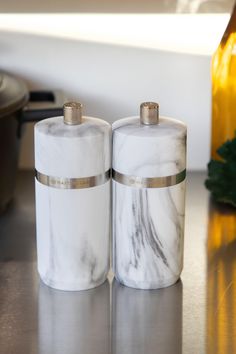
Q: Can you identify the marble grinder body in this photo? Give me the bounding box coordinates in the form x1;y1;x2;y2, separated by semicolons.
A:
112;102;187;290
34;103;111;291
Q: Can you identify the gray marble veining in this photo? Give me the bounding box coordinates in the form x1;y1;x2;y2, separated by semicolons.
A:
35;115;111;291
112;115;187;289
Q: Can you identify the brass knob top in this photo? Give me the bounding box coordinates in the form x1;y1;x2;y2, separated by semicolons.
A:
63;102;82;125
140;102;159;125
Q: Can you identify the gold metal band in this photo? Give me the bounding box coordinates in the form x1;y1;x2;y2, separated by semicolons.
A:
35;169;111;189
112;169;186;188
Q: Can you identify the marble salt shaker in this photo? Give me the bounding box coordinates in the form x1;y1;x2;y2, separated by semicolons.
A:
112;102;187;289
35;102;111;291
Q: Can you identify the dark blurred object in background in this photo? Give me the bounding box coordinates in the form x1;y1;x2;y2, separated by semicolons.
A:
0;71;63;214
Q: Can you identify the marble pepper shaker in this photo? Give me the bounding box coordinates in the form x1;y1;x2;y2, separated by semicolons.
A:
35;102;111;291
112;102;187;289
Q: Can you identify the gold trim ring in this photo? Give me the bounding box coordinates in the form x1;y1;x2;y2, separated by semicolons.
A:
112;169;186;188
35;169;111;189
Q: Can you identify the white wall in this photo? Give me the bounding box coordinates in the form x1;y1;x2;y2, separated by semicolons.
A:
0;31;211;170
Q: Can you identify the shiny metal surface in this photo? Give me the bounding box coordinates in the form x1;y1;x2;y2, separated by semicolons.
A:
112;280;183;354
0;171;236;354
140;102;159;125
35;169;111;189
63;101;82;125
112;169;186;188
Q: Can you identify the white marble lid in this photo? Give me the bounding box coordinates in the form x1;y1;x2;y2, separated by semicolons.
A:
36;116;110;138
113;116;186;137
35;116;111;178
112;116;187;178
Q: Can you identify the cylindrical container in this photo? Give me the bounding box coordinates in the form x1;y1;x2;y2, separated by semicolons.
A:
112;102;187;289
35;102;111;291
38;281;110;354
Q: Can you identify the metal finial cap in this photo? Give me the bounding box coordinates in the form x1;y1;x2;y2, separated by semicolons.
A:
140;102;159;125
63;102;82;125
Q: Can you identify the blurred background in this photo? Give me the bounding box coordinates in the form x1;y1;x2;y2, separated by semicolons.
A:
0;0;234;13
0;3;236;354
0;0;234;171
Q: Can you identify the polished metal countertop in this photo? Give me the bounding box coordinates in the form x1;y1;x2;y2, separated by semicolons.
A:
0;171;235;354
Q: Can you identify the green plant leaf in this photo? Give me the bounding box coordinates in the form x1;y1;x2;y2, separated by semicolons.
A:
205;133;236;207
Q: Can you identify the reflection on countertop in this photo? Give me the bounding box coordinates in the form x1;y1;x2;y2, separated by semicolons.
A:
112;280;182;354
207;201;236;354
0;171;236;353
39;281;110;354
